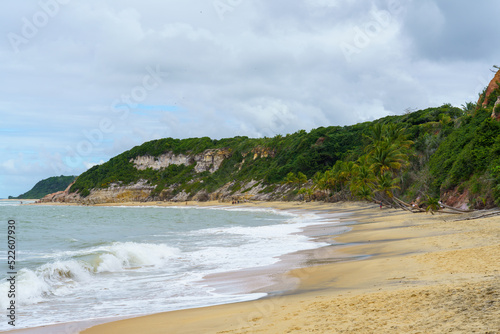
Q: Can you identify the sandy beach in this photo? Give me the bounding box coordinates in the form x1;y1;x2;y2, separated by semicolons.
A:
18;200;500;333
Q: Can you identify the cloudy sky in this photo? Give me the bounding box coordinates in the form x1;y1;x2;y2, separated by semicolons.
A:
1;0;499;198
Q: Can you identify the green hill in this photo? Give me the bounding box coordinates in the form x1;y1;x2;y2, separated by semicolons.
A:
69;120;374;198
12;175;77;199
67;69;500;209
68;104;499;208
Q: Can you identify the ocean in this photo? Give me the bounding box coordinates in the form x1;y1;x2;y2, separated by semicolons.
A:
0;201;335;331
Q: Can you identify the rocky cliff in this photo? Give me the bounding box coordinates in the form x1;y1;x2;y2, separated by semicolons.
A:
76;180;156;205
39;180;79;203
52;179;298;205
479;68;500;108
46;146;301;204
492;97;500;120
131;148;232;173
247;147;276;160
40;100;500;209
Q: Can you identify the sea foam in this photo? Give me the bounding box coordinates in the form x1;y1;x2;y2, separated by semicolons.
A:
0;242;181;309
0;205;340;330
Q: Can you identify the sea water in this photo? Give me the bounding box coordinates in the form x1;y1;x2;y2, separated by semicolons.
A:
0;201;331;330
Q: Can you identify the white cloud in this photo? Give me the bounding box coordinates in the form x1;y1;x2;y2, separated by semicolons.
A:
1;159;17;173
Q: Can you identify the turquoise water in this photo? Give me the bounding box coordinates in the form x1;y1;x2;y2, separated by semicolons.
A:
0;201;330;330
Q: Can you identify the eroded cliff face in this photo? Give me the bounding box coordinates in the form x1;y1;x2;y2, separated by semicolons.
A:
40;179;157;205
238;147;276;169
193;149;232;173
492;97;500;120
131;148;232;173
132;153;192;170
80;180;156;205
249;147;276;160
40;180;79;203
45;147;295;205
479;68;500;108
52;179;291;205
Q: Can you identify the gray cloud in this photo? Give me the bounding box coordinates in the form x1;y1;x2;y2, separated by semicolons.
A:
402;0;500;61
1;0;499;197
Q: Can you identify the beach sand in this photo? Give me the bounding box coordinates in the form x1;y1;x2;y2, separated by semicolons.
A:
23;201;500;333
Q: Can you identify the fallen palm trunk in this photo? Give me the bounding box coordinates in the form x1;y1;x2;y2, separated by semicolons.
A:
451;210;500;221
439;202;473;213
393;196;426;213
437;210;464;215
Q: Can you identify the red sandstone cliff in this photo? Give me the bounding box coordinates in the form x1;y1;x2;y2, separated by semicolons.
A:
479;68;500;108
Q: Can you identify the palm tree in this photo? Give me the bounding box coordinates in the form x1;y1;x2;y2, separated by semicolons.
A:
438;113;452;126
369;142;408;176
312;171;324;188
422;195;440;214
359;123;414;208
298;187;314;202
296;172;308;186
312;171;328;197
355;157;375;181
284;172;297;184
461;102;476;114
339;161;356;185
350;158;376;200
320;160;356;200
364;123;385;153
364;124;412;177
383;124;414;151
322;168;338;194
355;184;374;201
374;171;400;200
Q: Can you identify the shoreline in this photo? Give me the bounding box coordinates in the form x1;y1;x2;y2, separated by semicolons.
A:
8;201;355;333
9;201;500;333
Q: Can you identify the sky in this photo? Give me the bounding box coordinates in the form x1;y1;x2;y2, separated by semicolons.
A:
1;0;499;198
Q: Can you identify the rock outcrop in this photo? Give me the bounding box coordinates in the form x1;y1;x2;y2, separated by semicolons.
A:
193;149;232;173
131;148;232;174
40;180;79;203
479;68;500;108
250;147;276;160
441;188;470;211
238;147;276;169
492;96;500;120
42;147;294;205
78;180;156;205
132;153;192;170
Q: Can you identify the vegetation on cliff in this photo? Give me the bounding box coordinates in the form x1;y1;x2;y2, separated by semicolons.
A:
70;127;368;198
68;70;500;208
310;105;500;209
10;175;76;199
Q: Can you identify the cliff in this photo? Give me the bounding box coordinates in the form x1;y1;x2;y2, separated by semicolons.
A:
58;130;364;204
480;68;500;108
131;148;232;173
46;94;500;209
75;149;238;204
39;180;79;203
70;146;294;204
74;180;156;205
492;97;500;120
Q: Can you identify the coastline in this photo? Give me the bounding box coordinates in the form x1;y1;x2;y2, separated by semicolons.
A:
12;201;500;333
9;200;351;333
